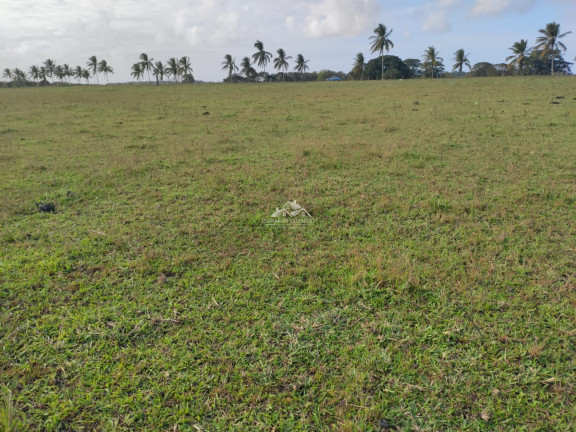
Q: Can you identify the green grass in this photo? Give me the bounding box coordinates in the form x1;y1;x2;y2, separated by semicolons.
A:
1;77;575;431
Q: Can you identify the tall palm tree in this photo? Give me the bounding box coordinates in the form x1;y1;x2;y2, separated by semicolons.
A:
506;39;530;76
153;61;166;84
81;68;91;84
179;56;193;82
2;68;13;81
422;46;443;78
252;40;272;76
240;57;256;81
273;49;292;81
87;56;99;84
97;59;113;84
12;68;26;83
293;54;309;81
28;65;40;83
43;59;56;82
73;66;83;84
351;53;365;80
535;22;572;75
131;63;143;82
139;53;154;84
54;65;65;82
452;49;471;74
166;57;179;82
62;64;72;83
221;54;238;83
39;67;48;84
369;24;394;80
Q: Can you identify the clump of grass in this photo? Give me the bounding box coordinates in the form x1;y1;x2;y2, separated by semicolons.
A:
0;387;23;431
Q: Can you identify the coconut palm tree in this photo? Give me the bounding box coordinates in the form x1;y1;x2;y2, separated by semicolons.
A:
131;63;144;82
252;40;272;76
2;68;12;81
221;54;238;83
506;39;531;76
139;53;154;84
166;57;180;82
179;56;193;82
12;68;26;83
273;49;292;81
97;59;113;84
153;61;166;84
43;59;56;82
54;65;65;82
422;46;443;78
535;22;572;75
452;49;471;74
28;65;40;83
73;66;83;83
81;68;91;84
369;24;394;80
351;53;365;80
87;56;99;84
240;57;256;81
62;64;72;83
293;54;309;81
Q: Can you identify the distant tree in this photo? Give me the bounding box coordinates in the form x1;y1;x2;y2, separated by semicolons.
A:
153;61;166;84
273;49;292;81
97;59;113;84
179;56;193;82
422;46;444;78
139;53;154;84
471;62;498;77
350;53;365;80
240;57;257;81
452;49;471;74
293;54;310;81
81;68;91;84
369;24;394;80
39;67;49;84
28;65;40;83
166;57;180;82
221;54;238;83
131;63;144;82
62;64;72;83
404;59;422;78
506;39;531;76
363;55;411;80
54;65;65;82
87;56;99;84
252;40;272;76
536;22;572;75
2;68;12;81
73;66;83;84
12;68;26;83
43;59;56;82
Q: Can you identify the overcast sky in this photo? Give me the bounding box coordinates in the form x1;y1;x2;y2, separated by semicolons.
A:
1;0;574;82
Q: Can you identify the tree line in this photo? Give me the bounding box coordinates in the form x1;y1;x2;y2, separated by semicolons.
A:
349;21;572;80
220;41;310;83
0;21;571;87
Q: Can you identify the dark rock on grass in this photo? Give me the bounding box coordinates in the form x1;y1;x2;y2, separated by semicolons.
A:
550;101;560;105
555;96;565;99
202;111;210;115
36;203;56;213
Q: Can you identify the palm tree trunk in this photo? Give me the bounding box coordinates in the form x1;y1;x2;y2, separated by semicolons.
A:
380;51;384;80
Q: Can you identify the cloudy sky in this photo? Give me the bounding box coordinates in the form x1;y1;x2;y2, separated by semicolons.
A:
1;0;574;82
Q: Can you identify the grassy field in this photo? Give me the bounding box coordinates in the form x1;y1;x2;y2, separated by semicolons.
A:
1;77;575;431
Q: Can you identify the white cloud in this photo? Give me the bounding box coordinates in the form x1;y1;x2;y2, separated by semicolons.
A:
468;0;536;17
422;11;451;33
300;0;380;38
